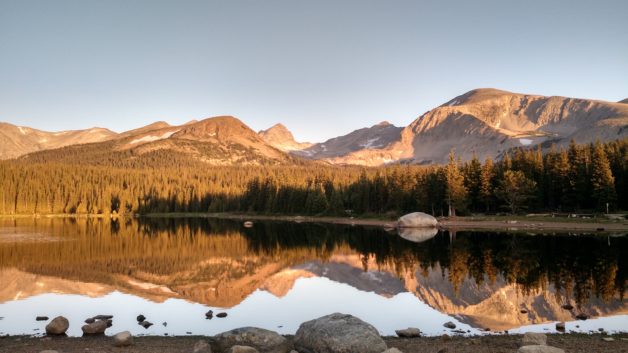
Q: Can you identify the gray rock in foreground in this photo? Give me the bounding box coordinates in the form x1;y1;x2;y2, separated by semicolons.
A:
395;327;422;338
228;346;260;353
398;212;438;228
518;345;565;353
213;327;289;353
294;313;387;353
522;332;547;346
113;331;133;347
81;320;107;335
45;316;69;335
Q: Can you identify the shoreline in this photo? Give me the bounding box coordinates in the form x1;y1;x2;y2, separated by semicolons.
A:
2;212;628;232
1;332;625;353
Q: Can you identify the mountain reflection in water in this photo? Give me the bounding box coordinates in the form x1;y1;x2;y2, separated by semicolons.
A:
0;217;625;336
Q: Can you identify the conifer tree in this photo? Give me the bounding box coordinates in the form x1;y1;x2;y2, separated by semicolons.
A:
590;142;616;211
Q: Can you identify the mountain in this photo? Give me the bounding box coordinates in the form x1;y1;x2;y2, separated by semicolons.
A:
4;88;628;165
619;98;628;104
397;88;628;164
294;121;403;165
327;88;628;165
0;122;117;159
19;116;297;167
258;123;312;152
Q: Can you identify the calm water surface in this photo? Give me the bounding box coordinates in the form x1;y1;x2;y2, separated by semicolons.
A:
0;217;625;337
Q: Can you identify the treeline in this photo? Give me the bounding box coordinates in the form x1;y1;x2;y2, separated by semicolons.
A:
0;138;626;216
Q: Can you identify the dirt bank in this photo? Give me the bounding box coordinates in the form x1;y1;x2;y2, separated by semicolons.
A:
0;333;625;353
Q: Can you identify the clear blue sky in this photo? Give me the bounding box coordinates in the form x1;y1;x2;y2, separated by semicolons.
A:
1;0;627;142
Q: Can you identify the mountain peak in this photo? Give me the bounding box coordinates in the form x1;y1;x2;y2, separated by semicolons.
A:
619;98;628;104
374;121;392;127
259;123;312;152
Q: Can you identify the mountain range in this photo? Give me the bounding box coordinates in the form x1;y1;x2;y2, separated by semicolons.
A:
2;88;627;166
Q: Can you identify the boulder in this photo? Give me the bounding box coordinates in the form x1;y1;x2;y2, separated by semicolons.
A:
36;316;49;321
216;312;228;318
193;340;212;353
113;331;134;347
518;346;565;353
137;314;146;322
443;321;456;329
522;332;547;346
45;316;69;335
294;313;387;353
81;320;108;335
228;346;260;353
84;318;95;324
206;310;214;319
140;321;153;329
395;327;422;338
397;227;437;243
213;327;289;353
555;322;565;331
397;212;438;228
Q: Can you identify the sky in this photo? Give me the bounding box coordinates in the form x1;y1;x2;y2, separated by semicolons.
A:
1;0;627;143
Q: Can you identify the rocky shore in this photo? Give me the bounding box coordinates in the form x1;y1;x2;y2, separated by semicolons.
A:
0;313;625;353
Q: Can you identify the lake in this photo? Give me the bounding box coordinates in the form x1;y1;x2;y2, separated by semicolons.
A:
0;217;625;337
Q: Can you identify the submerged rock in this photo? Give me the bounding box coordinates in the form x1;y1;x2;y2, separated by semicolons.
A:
213;327;289;353
140;321;153;329
294;313;387;353
397;212;438;228
206;310;214;319
443;321;456;329
395;327;422;338
92;315;113;320
45;316;69;335
113;331;134;347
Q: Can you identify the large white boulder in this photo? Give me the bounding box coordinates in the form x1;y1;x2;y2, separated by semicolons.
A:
397;212;438;228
